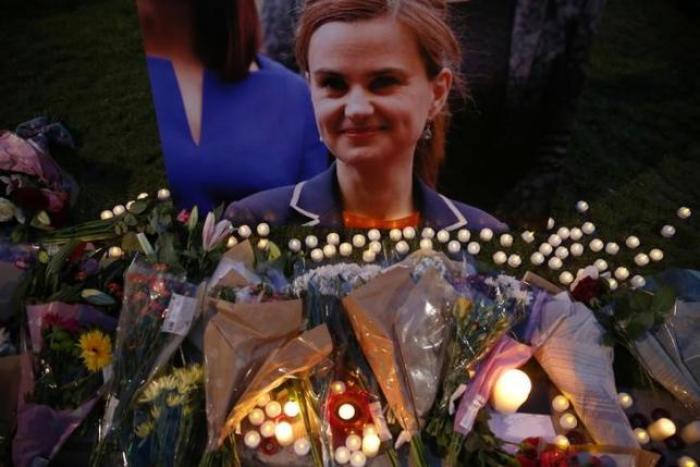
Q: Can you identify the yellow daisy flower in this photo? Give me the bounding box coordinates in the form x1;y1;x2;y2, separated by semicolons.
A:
135;421;154;439
78;330;112;372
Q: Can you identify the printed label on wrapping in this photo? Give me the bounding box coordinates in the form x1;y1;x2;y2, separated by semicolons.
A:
162;293;198;336
459;394;486;432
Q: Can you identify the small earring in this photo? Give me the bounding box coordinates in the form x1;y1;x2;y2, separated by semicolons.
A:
422;120;433;141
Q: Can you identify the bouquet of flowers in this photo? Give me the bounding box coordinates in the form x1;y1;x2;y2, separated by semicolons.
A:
130;364;207;467
200;296;304;466
343;265;457;466
92;258;205;465
0;117;78;236
223;325;332;466
13;303;117;467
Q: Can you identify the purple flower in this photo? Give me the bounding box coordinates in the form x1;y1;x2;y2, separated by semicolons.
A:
201;212;232;252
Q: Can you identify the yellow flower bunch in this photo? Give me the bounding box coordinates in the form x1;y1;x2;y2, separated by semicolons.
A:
78;330;112;372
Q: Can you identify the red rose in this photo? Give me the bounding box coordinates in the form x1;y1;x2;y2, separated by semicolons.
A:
540;448;569;467
176;209;190;223
11;186;49;211
517;454;538;467
571;276;602;303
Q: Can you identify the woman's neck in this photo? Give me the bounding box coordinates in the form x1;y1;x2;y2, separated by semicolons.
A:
336;156;415;221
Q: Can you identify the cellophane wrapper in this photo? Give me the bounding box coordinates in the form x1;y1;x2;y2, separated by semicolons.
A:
92;258;202;466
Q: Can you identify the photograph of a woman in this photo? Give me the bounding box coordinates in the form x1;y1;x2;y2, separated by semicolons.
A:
225;0;506;232
136;0;329;213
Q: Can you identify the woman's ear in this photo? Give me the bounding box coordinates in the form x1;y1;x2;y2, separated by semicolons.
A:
428;67;453;119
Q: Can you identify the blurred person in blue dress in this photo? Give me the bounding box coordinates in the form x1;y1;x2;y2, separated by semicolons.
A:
136;0;328;213
226;0;506;233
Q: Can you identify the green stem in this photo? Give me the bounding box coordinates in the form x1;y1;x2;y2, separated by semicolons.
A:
409;435;428;467
292;379;324;467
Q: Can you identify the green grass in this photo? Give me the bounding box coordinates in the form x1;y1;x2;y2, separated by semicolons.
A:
0;0;165;221
1;0;698;271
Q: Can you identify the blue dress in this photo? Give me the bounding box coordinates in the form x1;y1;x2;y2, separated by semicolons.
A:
146;54;329;212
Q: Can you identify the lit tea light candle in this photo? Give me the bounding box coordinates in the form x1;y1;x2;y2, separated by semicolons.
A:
437;229;450;243
649;248;664;262
368;241;382;254
633;428;650;445
467;242;481;255
323;244;337;259
539;243;553;256
493;251;507;265
677;207;692;219
100;210;114;220
363;424;378;437
256;222;270;237
294;437;311;456
678;456;698;467
617;392;633;409
530;252;545;265
326;232;340;245
551;395;570;412
334;446;351;464
283;400;300;418
681;421;700;444
448;240;461;254
112;204;126;216
338;403;356;421
238;225;252;238
352;234;366;248
244;430;261;449
402;227;416;240
648;418;676;442
576;200;589;213
368;229;381;241
362;433;381;457
305;235;319;248
256;393;271;407
310;248;324;262
248;408;265;426
395;241;409;255
274;421;294;446
553;434;570;449
570;243;584;256
521;231;535;243
265;401;282;418
339;243;353;257
570;228;583;241
581;222;596;235
350;451;367;467
389;228;402;241
346;433;362;451
500;233;514;247
560;413;578;430
480;228;494;242
491;369;532;414
227;236;238;248
260;420;275;438
626;235;641;248
419;238;433;250
288;238;301;252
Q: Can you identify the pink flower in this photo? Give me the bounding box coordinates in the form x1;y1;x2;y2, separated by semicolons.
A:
176;209;190;223
201;212;232;252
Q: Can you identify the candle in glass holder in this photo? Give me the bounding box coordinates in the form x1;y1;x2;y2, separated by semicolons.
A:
265;400;282;418
260;421;276;438
551;395;570;412
334;446;351;464
681;421;700;444
350;451;367;467
274;421;294;446
678;456;698;467
633;428;650;445
648;418;676;441
491;369;532;413
294;437;311;456
248;408;265;426
553;435;570;450
338;403;356;421
244;430;261;449
283;400;300;418
362;433;381;457
617;392;633;409
560;413;578;430
346;433;362;451
256;393;271;407
331;381;347;394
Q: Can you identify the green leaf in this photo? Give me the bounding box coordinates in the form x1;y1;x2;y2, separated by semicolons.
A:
157;232;180;267
121;232;142;252
81;289;116;306
267;241;282;262
650;286;675;315
36;210;51;225
129;199;149;215
625;310;655;339
187;206;199;232
123;213;138;226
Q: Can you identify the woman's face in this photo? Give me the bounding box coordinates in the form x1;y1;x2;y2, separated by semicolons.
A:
307;15;452;170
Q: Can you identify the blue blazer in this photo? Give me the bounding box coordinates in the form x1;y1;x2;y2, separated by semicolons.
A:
224;164;507;232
